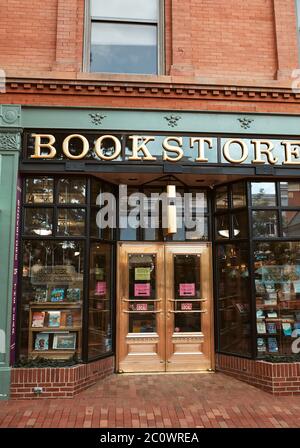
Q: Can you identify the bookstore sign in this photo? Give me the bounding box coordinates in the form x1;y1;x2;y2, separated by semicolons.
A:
28;133;300;166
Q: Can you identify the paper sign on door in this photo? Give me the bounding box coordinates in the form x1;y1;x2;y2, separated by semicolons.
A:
136;303;148;311
135;267;151;281
134;283;151;297
179;283;195;297
95;281;106;295
181;303;193;311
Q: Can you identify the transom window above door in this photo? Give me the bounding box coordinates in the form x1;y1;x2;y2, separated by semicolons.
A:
88;0;161;75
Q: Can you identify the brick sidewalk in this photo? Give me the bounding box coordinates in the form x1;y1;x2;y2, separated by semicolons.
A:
0;372;300;428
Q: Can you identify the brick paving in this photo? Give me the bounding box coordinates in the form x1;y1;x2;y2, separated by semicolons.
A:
1;372;300;428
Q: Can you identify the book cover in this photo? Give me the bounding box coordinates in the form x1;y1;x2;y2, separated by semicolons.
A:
267;337;279;353
34;333;49;351
256;309;265;319
266;322;277;334
267;311;278;318
66;288;81;302
32;311;46;328
48;311;61;328
34;288;47;303
53;333;76;350
257;338;266;353
282;322;292;336
257;321;266;334
50;288;65;302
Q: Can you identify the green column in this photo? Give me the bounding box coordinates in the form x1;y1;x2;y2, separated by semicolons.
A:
0;105;21;400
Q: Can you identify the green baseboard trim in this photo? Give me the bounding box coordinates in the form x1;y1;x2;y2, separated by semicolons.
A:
0;367;11;400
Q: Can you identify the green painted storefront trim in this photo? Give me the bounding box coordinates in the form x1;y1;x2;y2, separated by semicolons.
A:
0;104;297;136
0;128;21;400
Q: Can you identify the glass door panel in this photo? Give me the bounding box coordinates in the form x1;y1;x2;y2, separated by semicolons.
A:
165;244;213;372
117;244;165;372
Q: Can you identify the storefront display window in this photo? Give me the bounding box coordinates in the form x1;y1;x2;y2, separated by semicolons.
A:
254;242;300;358
88;243;112;359
20;240;84;359
216;244;251;356
19;176;114;363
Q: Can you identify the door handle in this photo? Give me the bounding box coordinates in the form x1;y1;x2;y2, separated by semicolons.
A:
123;310;163;314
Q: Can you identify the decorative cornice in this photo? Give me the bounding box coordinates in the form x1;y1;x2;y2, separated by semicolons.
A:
4;78;300;103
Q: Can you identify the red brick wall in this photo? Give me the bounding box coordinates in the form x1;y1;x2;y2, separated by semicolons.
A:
216;354;300;396
0;0;298;82
10;356;114;399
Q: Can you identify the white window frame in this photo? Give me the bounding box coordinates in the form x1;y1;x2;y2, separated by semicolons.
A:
83;0;165;75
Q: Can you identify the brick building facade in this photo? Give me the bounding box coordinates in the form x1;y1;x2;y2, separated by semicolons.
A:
1;0;300;399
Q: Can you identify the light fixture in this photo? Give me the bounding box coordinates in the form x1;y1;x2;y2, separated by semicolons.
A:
167;185;177;235
74;251;80;256
33;229;52;236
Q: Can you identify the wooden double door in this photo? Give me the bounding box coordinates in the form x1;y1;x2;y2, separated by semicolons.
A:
117;243;214;373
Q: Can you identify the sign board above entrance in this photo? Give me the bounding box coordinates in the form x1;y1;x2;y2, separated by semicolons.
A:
28;133;300;166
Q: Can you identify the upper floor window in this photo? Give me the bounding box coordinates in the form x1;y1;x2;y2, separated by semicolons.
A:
89;0;160;75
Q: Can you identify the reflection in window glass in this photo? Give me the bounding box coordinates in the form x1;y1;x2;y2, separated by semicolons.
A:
215;186;228;210
57;209;86;236
20;240;84;359
25;177;53;204
251;182;276;207
280;182;300;207
252;211;278;238
91;0;158;21
282;211;300;237
58;178;86;204
88;243;112;358
232;182;246;208
24;208;53;236
254;241;300;358
91;22;157;74
216;244;251;356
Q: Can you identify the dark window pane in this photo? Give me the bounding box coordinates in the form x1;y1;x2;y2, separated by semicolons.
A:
215;214;230;239
20;240;84;359
232;211;248;239
254;242;300;359
58;178;86;204
57;209;85;236
25;177;53;204
24;208;53;236
91;23;157;74
282;211;300;237
88;243;112;358
252;210;278;238
216;244;251;356
251;182;276;206
232;182;246;208
215;186;228;211
280;182;300;207
91;0;159;20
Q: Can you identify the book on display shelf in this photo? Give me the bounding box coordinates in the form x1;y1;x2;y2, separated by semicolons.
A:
32;311;46;328
34;333;49;351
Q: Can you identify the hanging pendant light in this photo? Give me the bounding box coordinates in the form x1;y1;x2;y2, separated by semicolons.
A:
167;185;177;234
